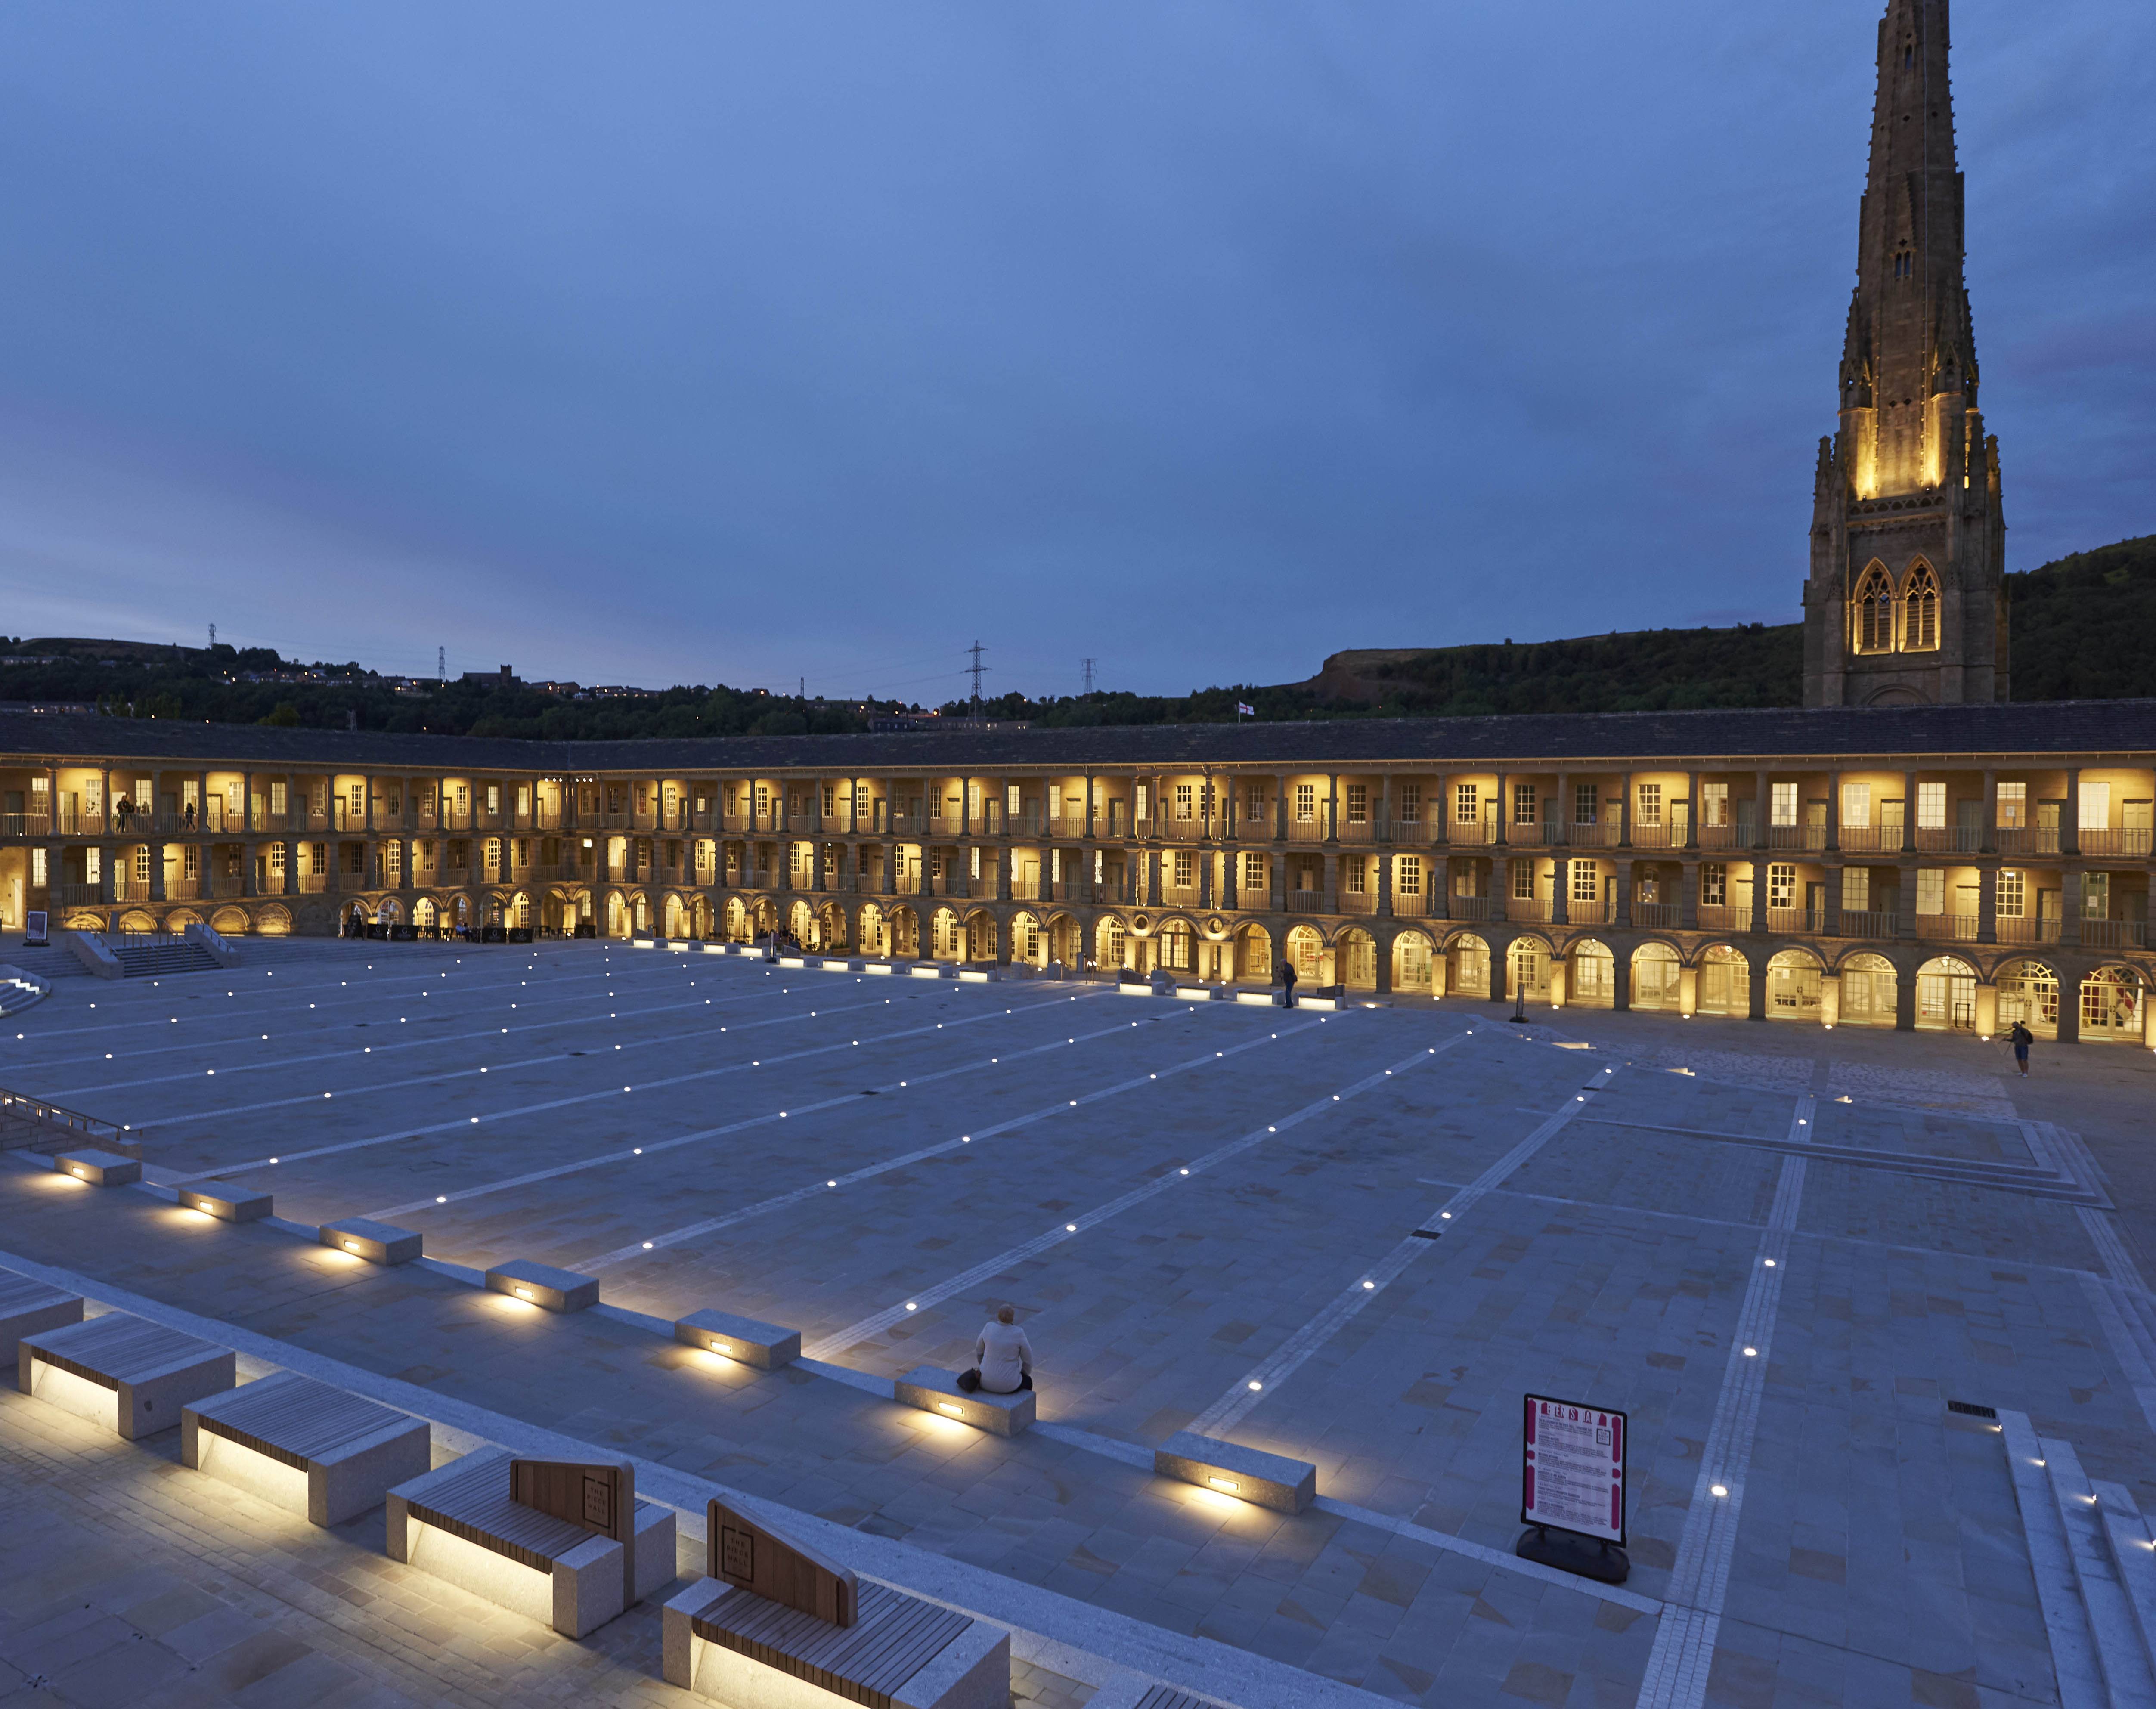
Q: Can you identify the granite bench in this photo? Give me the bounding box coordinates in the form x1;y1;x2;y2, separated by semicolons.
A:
184;1372;430;1526
178;1185;273;1223
320;1217;422;1265
895;1366;1034;1436
485;1259;598;1313
53;1148;141;1187
0;1268;84;1383
664;1497;1007;1708
1152;1429;1316;1514
21;1313;234;1439
387;1447;675;1637
675;1308;800;1369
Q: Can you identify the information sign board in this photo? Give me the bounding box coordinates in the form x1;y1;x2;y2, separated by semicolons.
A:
24;910;48;947
1521;1392;1626;1545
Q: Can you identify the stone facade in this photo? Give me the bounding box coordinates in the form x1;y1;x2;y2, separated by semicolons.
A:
1804;0;2008;708
3;705;2153;1048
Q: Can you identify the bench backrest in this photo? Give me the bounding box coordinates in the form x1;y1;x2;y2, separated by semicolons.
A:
707;1496;858;1626
512;1457;638;1603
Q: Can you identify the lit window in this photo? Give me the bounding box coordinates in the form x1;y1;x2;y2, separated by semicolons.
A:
1345;784;1368;824
1769;864;1795;908
1916;869;1945;914
1397;857;1421;897
1852;563;1895;653
1295;784;1315;823
1996;869;2024;918
1511;859;1535;901
1637;783;1663;826
1902;565;1939;650
1456;783;1480;823
1513;783;1537;826
1843;867;1870;912
1571;862;1599;903
1574;783;1599;825
1771;783;1797;827
1701;863;1726;906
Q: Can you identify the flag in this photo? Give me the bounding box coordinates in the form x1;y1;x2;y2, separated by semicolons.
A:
1236;702;1255;717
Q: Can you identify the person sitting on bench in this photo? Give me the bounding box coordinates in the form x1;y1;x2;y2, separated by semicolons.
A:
956;1305;1032;1394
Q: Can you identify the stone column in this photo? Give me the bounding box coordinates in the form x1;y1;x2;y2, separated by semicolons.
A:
2063;768;2082;858
1619;776;1632;848
1685;771;1701;848
1326;775;1339;844
1827;772;1843;852
1274;774;1289;842
2060;868;2082;947
1551;857;1569;926
1680;860;1699;930
1322;852;1338;915
1981;768;1997;854
1902;769;1919;854
1823;864;1843;937
1978;867;1998;944
1377;849;1392;918
1493;773;1509;847
149;842;167;901
1750;860;1768;934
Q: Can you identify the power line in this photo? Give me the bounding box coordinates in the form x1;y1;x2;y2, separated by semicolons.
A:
966;641;990;711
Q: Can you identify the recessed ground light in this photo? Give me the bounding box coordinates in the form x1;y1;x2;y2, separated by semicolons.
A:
1247;1381;1262;1391
1710;1484;1728;1498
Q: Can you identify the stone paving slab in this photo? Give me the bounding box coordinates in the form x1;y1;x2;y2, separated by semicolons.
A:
6;942;2156;1706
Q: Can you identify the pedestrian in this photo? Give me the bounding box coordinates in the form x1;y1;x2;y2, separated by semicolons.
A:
1280;959;1298;1009
956;1304;1033;1395
2009;1019;2033;1076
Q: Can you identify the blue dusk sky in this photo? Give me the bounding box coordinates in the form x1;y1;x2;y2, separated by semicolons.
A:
0;3;2150;700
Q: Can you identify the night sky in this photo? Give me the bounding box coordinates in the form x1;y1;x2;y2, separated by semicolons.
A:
1;3;2149;700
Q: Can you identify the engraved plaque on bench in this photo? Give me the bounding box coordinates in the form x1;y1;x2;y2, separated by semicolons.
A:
511;1457;636;1601
706;1495;857;1627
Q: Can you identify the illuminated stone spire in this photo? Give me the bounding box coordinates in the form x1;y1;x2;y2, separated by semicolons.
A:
1803;0;2006;706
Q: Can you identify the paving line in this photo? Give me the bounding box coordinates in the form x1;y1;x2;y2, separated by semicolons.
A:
166;991;1106;1183
1632;1092;1813;1709
3;955;661;1043
130;991;926;1130
579;1015;1331;1272
373;1002;1216;1226
37;979;808;1096
1187;1056;1620;1439
802;1024;1456;1363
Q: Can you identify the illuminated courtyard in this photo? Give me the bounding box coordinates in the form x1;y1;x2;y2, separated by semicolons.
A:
5;939;2155;1705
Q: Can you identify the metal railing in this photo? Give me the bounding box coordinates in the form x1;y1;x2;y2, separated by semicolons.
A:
2080;829;2154;858
1338;892;1377;914
1836;826;1897;853
1286;892;1328;913
1766;825;1827;851
1994;915;2059;944
1767;907;1823;935
1505;897;1553;922
1568;821;1620;848
1838;909;1899;938
1391;890;1434;917
1993;826;2061;856
2082;919;2149;950
1449;896;1490;921
1;1086;130;1154
1914;826;1983;853
1633;902;1681;929
1695;904;1744;931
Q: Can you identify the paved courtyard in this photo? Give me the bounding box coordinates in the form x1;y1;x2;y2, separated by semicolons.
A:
4;938;2155;1706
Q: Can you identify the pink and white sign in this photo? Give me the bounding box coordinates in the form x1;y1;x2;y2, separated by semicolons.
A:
1521;1393;1626;1544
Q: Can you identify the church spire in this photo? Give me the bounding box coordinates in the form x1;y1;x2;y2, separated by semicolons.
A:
1803;0;2006;708
1837;0;1976;498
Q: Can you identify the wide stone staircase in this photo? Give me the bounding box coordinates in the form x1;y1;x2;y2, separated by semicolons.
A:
112;939;223;977
2001;1408;2156;1707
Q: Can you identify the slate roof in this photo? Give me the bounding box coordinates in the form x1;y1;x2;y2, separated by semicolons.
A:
3;700;2155;772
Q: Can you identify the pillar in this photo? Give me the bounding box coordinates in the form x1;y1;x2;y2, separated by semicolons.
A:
1326;774;1339;843
1494;773;1509;847
1430;950;1448;1000
2057;973;2082;1044
1679;965;1698;1017
2064;768;2082;857
1978;867;1998;944
1377;849;1392;918
1548;958;1567;1009
1750;861;1767;934
1685;771;1701;848
1550;856;1569;926
1274;774;1289;842
1896;971;1917;1031
1973;982;1998;1040
1827;772;1842;852
149;842;167;901
1902;769;1918;854
1749;955;1768;1020
1820;974;1842;1028
2061;868;2082;947
1611;952;1630;1012
1681;861;1699;930
1825;864;1843;937
1981;768;1997;854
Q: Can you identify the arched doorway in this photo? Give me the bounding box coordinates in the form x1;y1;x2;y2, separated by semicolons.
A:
255;904;292;937
1336;928;1376;992
859;903;887;957
1011;912;1043;966
1449;932;1490;999
1631;943;1680;1011
1284;925;1324;986
1697;945;1749;1016
1391;930;1433;995
415;895;438;931
725;896;748;941
1095;914;1129;972
1766;948;1823;1022
890;905;920;959
1839;952;1896;1027
604;893;625;937
1048;913;1083;969
211;907;250;937
1569;939;1614;1008
819;902;850;952
2080;966;2145;1040
1157;920;1194;975
1916;955;1976;1031
1996;959;2058;1040
788;899;814;946
664;894;687;939
965;910;997;963
1506;937;1550;1003
1235;923;1272;983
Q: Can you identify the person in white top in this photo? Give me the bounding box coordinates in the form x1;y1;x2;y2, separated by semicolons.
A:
960;1305;1033;1395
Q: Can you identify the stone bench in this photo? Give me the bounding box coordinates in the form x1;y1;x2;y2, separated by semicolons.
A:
0;1269;83;1382
1153;1429;1316;1514
664;1497;1007;1708
184;1372;430;1525
53;1148;141;1187
177;1185;272;1223
895;1366;1034;1436
21;1313;234;1439
320;1217;422;1265
675;1308;800;1369
387;1448;675;1638
485;1259;598;1313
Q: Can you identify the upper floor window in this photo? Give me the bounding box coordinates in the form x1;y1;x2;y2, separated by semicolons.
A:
1853;563;1895;653
1513;783;1538;825
1456;783;1481;823
1344;784;1367;824
1902;564;1939;650
1295;783;1316;822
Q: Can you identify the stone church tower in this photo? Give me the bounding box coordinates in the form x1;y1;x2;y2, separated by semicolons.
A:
1803;0;2007;707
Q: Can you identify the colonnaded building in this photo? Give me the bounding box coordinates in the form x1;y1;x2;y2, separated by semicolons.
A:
1;0;2150;1047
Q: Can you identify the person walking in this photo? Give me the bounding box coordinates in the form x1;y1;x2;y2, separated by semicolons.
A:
1280;959;1298;1009
2009;1019;2033;1076
957;1304;1033;1395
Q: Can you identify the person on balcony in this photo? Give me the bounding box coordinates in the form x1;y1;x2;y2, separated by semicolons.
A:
956;1304;1033;1395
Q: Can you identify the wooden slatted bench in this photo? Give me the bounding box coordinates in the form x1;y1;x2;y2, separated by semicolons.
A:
0;1268;83;1380
663;1498;1007;1708
183;1372;430;1526
387;1447;675;1638
20;1313;233;1439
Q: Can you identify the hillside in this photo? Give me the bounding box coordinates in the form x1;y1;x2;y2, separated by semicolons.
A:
4;534;2150;736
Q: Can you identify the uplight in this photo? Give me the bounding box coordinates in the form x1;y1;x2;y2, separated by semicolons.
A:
1710;1483;1728;1498
516;1288;535;1301
345;1242;361;1253
1247;1380;1262;1391
938;1402;964;1417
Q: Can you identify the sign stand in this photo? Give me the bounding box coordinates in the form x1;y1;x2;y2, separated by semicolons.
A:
1517;1392;1630;1585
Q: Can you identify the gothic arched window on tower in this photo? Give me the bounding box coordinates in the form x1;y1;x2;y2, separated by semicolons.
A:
1902;563;1939;651
1852;564;1896;654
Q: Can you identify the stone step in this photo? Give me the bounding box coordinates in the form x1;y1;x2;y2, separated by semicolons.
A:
2039;1437;2156;1707
1998;1410;2108;1709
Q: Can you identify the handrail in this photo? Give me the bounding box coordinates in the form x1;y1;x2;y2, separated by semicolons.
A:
0;1085;134;1152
